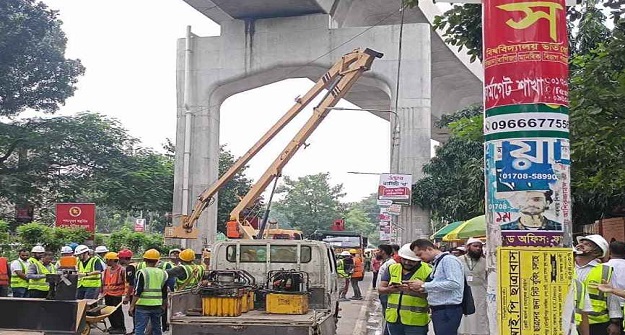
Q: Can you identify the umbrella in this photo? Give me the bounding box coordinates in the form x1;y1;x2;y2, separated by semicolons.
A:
431;221;464;239
442;215;486;241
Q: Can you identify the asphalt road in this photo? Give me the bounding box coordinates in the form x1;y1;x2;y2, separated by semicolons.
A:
2;272;378;335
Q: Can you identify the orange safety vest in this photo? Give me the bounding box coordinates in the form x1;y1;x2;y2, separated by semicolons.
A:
0;257;8;286
103;266;125;296
352;256;364;278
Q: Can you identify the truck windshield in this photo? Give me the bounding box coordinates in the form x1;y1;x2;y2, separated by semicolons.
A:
226;245;312;263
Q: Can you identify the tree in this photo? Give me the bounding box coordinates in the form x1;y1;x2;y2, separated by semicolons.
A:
569;19;625;224
0;113;136;205
274;173;345;236
0;0;84;116
216;146;253;233
412;105;484;223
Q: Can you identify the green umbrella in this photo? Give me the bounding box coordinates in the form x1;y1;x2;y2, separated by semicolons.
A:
431;221;464;239
443;215;486;241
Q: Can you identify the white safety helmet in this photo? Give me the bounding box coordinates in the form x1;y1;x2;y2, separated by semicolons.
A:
577;235;609;258
60;246;73;254
31;245;45;253
340;251;351;256
398;243;421;261
95;246;109;253
74;244;90;256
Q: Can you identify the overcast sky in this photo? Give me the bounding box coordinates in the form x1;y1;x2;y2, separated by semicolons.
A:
41;0;395;203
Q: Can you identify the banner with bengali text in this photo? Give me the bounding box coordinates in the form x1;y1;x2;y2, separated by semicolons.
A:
498;247;573;335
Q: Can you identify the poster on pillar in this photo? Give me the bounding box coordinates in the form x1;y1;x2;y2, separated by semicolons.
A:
497;247;573;335
483;0;568;110
485;139;570;246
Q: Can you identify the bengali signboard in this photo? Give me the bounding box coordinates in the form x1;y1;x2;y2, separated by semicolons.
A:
55;203;96;238
378;174;412;204
135;219;146;232
498;247;573;335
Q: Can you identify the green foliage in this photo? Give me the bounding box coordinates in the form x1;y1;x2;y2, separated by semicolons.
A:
0;113;137;205
274;173;345;236
343;207;377;239
90;149;173;212
569;19;625;223
413;137;484;223
0;0;85;116
432;4;483;63
107;227;167;253
15;222;90;251
216;146;253;233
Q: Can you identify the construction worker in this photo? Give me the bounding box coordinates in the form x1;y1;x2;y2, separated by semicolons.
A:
75;244;103;299
167;248;203;291
129;249;168;335
202;248;211;271
95;245;109;270
117;248;138;334
336;251;353;301
10;248;30;297
379;243;432;335
574;235;623;335
159;248;181;271
27;251;55;298
0;254;9;297
101;252;126;334
55;246;75;269
350;249;364;300
156;248;180;332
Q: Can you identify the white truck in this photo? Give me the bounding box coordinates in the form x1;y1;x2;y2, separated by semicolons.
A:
169;239;340;335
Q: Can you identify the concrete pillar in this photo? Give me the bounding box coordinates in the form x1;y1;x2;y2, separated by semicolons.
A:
173;13;433;246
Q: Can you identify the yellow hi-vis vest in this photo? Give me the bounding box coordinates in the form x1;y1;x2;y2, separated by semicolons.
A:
28;259;54;292
78;257;101;288
175;264;202;291
10;259;29;288
385;263;432;326
136;267;167;307
576;264;612;325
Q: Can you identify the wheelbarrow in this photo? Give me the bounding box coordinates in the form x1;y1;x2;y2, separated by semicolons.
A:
82;301;123;335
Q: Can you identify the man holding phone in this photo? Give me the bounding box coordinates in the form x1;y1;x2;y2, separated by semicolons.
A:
379;244;432;335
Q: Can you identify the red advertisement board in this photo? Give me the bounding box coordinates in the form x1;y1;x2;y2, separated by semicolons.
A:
55;203;96;236
483;0;568;109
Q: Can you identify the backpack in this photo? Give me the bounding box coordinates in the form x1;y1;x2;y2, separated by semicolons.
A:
430;254;476;316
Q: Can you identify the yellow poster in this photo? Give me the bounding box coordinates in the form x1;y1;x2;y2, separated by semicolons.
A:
498;247;574;335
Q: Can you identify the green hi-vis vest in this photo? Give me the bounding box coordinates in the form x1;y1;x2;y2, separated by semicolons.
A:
159;261;173;271
28;259;55;292
576;264;612;325
175;264;202;291
136;261;147;270
385;263;432;327
337;259;349;278
78;257;102;288
10;259;29;288
136;267;167;306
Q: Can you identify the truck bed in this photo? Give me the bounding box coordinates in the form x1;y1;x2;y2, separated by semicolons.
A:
171;309;332;326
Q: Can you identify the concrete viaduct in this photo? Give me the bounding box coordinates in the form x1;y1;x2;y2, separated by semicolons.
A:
172;0;483;250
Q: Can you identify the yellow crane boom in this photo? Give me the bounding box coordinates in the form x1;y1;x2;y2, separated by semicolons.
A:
165;48;383;240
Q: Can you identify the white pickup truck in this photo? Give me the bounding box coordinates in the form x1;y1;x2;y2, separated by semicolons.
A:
169;239;340;335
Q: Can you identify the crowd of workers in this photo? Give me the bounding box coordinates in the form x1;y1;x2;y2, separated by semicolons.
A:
0;243;209;335
366;234;625;335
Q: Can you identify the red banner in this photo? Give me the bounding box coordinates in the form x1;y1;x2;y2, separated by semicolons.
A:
55;203;96;236
483;0;568;109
